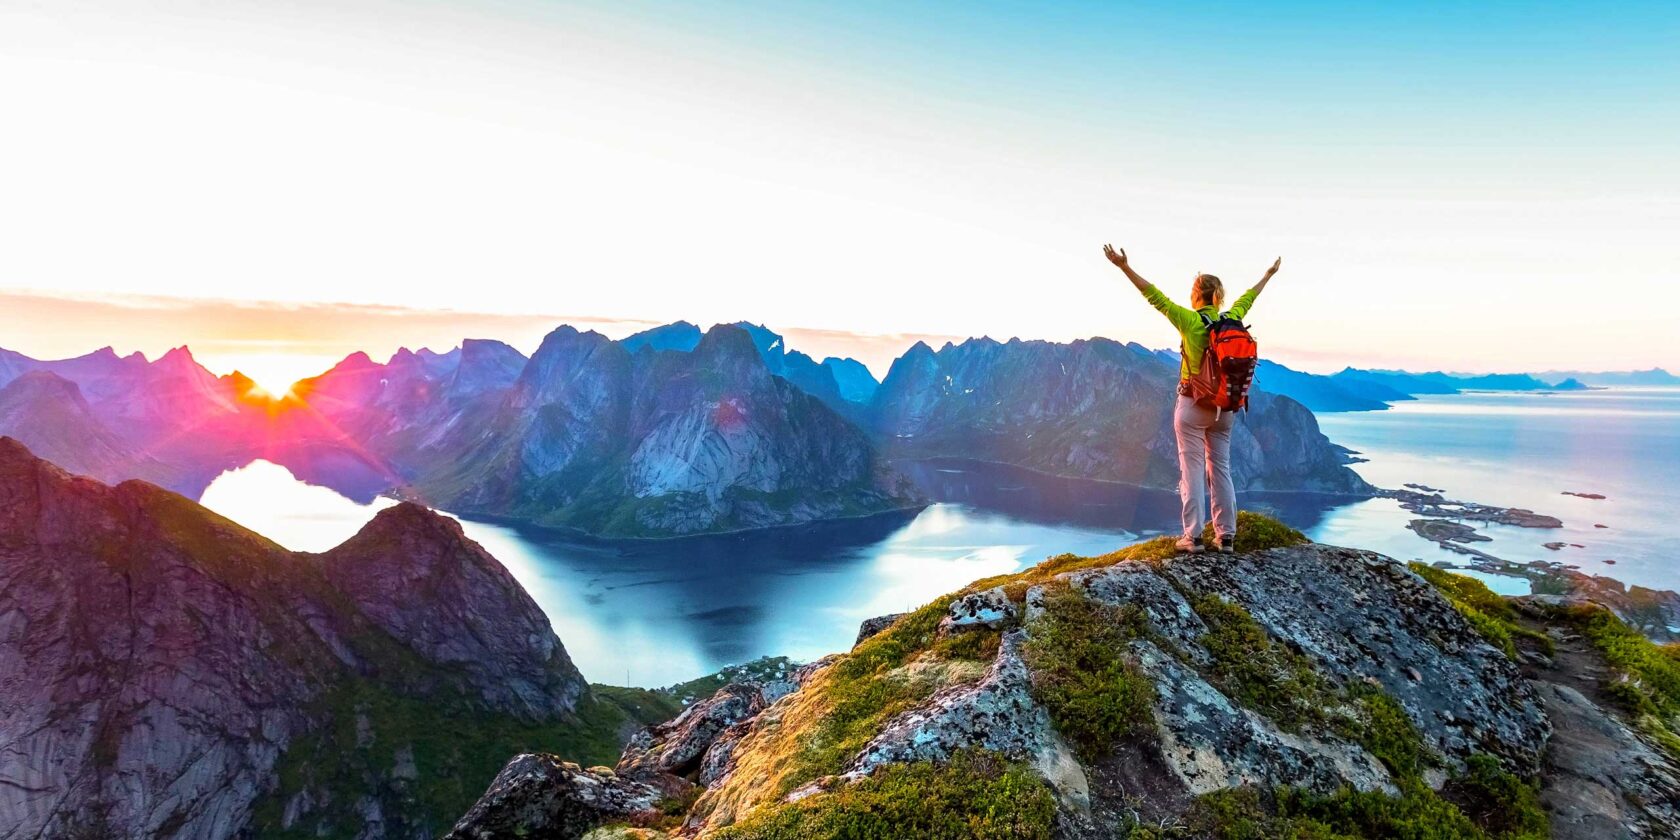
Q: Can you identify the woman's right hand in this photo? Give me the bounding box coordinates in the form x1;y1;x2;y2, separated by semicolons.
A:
1103;244;1128;270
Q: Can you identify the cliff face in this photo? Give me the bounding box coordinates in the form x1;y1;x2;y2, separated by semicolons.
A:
0;437;608;839
868;337;1369;494
448;515;1680;839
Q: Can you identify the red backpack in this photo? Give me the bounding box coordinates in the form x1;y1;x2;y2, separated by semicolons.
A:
1181;312;1259;415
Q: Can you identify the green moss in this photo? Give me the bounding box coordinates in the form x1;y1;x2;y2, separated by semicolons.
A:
1275;782;1483;839
1191;594;1338;732
1440;755;1549;839
1346;688;1426;781
1155;787;1350;839
1205;511;1311;554
712;750;1056;840
1566;604;1680;758
1408;563;1555;659
1019;585;1154;760
1131;755;1544;840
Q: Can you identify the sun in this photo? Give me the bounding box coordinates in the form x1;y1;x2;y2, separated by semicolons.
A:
242;375;296;399
219;353;324;401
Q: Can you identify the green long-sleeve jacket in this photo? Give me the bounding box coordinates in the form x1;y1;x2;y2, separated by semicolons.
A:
1139;283;1262;380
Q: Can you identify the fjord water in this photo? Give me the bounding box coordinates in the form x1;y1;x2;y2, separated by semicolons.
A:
1313;387;1680;594
197;386;1679;686
201;458;1152;686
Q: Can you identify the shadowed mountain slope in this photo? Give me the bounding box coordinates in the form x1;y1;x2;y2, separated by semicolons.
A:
0;437;665;839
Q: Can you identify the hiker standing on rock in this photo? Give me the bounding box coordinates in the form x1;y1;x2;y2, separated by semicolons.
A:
1104;244;1279;554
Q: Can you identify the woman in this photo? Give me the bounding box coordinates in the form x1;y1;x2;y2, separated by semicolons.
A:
1103;244;1281;554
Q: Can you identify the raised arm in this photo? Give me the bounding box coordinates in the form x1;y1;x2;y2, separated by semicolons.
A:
1103;244;1152;293
1104;243;1199;332
1227;257;1281;320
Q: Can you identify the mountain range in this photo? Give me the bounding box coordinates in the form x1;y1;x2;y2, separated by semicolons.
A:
0;322;1373;537
10;322;1666;536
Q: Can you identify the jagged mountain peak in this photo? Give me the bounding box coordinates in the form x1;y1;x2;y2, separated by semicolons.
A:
534;323;613;348
329;350;377;372
154;344;197;364
903;339;936;357
333;499;460;544
696;321;766;359
460;337;523;358
620;321;704;355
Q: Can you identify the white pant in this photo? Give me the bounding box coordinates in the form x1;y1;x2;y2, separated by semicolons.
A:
1173;394;1236;541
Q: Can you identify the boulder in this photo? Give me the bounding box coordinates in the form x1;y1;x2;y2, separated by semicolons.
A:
937;586;1017;635
619;683;766;779
854;613;906;647
444;754;664;840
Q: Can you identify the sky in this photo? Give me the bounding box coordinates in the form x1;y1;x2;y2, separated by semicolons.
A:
2;0;1677;390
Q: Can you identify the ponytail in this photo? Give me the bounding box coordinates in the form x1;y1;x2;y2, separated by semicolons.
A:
1192;274;1225;309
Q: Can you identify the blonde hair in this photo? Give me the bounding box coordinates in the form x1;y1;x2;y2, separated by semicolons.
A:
1191;273;1224;309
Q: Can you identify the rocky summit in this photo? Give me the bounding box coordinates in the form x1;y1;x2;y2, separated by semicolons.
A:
0;437;668;839
448;513;1680;839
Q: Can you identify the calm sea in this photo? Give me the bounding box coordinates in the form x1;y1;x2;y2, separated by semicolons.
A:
197;386;1679;686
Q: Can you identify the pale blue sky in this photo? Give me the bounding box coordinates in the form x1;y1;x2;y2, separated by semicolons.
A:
0;0;1675;383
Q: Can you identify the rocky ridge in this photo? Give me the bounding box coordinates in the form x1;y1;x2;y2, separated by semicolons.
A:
448;513;1678;839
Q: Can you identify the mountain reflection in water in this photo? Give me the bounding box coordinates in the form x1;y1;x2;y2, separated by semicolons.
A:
199;455;1363;686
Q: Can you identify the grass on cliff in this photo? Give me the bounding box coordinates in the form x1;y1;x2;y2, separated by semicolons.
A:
966;511;1308;600
689;594;1001;827
661;656;801;705
1020;585;1155;760
1408;563;1555;660
249;678;677;839
710;750;1055;840
1564;604;1680;757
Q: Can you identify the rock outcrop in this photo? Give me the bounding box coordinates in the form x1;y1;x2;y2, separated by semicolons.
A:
0;437;615;839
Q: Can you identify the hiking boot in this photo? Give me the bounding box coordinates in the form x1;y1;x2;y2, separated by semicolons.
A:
1176;536;1205;554
1218;535;1236;554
